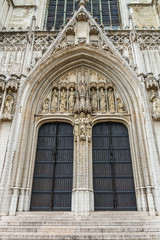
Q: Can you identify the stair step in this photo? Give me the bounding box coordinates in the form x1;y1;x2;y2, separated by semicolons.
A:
0;212;160;240
0;232;160;240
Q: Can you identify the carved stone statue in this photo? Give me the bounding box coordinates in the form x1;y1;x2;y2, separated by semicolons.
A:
41;98;49;113
60;88;67;112
51;88;58;113
4;90;14;115
91;89;98;112
79;112;86;140
68;88;75;111
99;88;106;112
108;88;115;113
150;90;160;116
117;98;126;113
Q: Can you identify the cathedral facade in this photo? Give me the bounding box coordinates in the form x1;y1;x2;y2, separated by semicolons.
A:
0;0;160;220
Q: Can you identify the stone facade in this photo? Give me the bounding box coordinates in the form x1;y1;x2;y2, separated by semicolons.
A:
0;0;160;218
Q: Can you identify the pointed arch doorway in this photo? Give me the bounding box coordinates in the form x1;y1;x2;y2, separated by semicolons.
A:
92;122;137;211
30;122;73;211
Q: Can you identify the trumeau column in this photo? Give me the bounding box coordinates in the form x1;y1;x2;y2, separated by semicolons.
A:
72;71;94;216
72;112;94;216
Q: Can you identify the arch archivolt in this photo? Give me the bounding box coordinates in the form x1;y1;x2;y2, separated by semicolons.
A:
4;47;158;216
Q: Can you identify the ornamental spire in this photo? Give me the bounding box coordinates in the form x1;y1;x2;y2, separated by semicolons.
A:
77;0;89;8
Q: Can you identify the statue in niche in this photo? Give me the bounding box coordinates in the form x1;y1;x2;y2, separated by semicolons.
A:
91;88;98;113
60;88;67;112
79;112;86;140
150;90;160;116
41;98;49;113
51;88;58;113
108;88;115;113
3;90;14;115
117;98;126;113
99;87;106;112
68;87;75;112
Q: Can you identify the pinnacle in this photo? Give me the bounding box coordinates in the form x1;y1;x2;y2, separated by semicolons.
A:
77;0;89;8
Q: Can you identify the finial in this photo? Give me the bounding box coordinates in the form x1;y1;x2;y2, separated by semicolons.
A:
77;0;89;8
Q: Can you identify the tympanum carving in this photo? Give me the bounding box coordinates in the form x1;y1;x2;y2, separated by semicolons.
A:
51;88;58;113
68;87;75;112
108;88;115;113
39;68;127;116
99;87;106;113
41;98;49;114
60;88;67;113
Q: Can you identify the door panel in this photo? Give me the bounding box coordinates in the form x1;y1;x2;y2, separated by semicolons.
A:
93;122;137;211
30;122;73;211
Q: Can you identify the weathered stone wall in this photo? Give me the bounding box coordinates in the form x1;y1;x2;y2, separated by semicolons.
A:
128;0;160;29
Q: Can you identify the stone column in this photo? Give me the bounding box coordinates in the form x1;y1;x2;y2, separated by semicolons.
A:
72;113;94;216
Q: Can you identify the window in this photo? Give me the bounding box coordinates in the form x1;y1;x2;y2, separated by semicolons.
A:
46;0;120;30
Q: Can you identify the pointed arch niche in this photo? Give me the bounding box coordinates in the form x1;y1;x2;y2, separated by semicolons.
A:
1;47;160;216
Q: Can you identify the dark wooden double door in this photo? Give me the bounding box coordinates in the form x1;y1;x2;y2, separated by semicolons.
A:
30;122;73;211
31;121;136;211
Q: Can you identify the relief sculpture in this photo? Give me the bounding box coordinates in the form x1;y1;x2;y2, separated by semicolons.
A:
79;112;86;140
117;98;126;113
51;88;58;113
99;87;106;112
108;88;115;113
39;69;128;116
41;98;49;114
60;88;67;112
68;87;75;112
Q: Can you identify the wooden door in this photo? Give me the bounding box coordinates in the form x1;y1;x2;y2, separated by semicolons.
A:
92;122;137;211
30;122;73;211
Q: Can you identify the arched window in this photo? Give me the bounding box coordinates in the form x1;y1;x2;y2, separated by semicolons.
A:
46;0;120;30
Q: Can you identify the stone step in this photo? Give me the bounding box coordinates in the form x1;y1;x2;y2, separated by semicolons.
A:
15;211;149;217
0;232;160;240
0;212;160;240
0;225;160;233
0;219;160;227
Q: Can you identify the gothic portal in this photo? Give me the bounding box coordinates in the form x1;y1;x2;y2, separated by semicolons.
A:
0;0;160;220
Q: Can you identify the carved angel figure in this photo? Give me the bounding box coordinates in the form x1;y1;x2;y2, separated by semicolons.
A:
117;98;125;113
91;89;98;112
108;88;115;113
150;90;160;115
60;88;67;112
51;89;58;113
68;88;75;111
99;88;106;112
4;90;14;115
41;98;49;114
